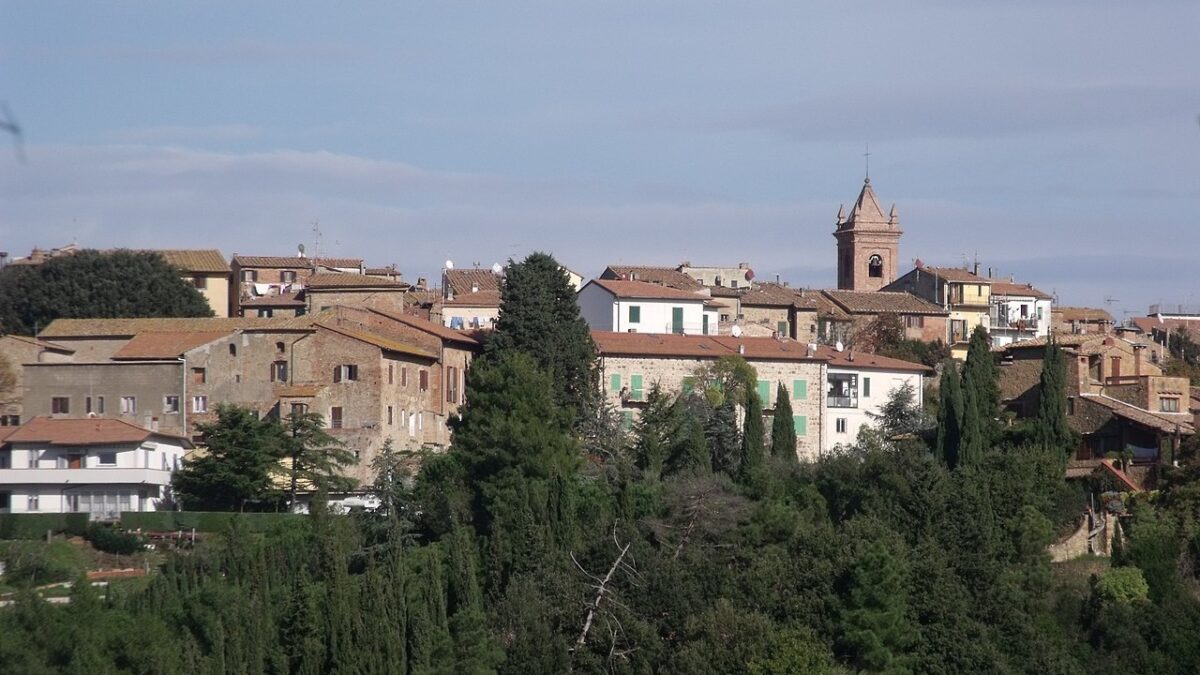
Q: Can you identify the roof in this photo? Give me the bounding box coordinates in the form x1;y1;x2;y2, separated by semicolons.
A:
156;249;230;274
821;289;948;315
368;308;480;346
39;317;286;338
1055;307;1113;323
601;265;704;291
3;417;192;447
0;334;74;353
592;331;821;362
836;178;898;231
444;290;502;308
317;323;438;359
914;265;991;284
815;345;933;373
706;285;742;298
233;255;363;269
307;272;407;289
1130;317;1200;335
1079;394;1194;435
995;334;1094;352
239;292;307;307
740;283;805;308
444;269;501;296
989;280;1053;300
586;278;708;301
111;330;232;360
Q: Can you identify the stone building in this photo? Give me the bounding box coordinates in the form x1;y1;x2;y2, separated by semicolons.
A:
885;263;992;359
0;335;75;427
1052;307;1114;336
677;262;755;290
834;178;902;292
820;289;950;345
592;331;826;460
737;283;822;341
599;265;705;291
230;254;370;317
441;268;503;330
305;272;410;315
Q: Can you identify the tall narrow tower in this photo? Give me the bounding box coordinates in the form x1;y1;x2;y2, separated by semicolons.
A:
833;177;902;291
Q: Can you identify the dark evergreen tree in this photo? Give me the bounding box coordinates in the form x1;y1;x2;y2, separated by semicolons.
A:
485;251;598;426
962;324;1001;445
172;404;285;511
770;382;798;462
936;361;964;468
839;539;917;673
1035;338;1076;453
705;399;741;475
635;384;679;478
281;411;358;508
960;379;983;466
0;249;213;335
738;388;765;482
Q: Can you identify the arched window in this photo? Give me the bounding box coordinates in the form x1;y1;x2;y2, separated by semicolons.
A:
868;254;884;278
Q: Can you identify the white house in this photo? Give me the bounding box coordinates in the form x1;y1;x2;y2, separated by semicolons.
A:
0;417;191;519
579;278;717;336
988;280;1053;348
817;346;932;453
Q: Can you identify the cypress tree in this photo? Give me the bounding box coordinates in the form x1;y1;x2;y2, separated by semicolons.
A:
1035;338;1075;452
636;384;679;478
960;381;982;466
738;388;765;482
963;325;1001;447
770;382;798;462
936;361;964;469
706;399;741;475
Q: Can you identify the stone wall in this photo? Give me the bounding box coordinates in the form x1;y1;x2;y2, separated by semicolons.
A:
24;361;184;434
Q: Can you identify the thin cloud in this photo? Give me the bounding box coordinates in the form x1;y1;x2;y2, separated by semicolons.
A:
105;124;262;144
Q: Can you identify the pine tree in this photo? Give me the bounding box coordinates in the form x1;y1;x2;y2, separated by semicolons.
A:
936;361;964;469
770;382;798;462
172;404;286;511
839;540;917;673
485;251;599;426
738;388;765;482
281;411;358;509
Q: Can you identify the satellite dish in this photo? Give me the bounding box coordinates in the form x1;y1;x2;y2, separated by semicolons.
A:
491;262;503;275
297;243;306;255
835;341;844;352
444;259;454;270
730;325;743;338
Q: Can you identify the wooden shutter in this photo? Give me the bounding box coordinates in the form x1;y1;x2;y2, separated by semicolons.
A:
792;379;807;399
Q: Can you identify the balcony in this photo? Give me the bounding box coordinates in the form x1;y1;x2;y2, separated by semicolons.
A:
0;467;173;486
827;395;858;409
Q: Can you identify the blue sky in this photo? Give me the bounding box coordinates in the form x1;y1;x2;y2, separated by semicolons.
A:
2;1;1198;317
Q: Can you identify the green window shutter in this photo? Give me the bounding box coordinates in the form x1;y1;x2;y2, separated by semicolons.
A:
683;377;695;395
863;377;871;398
628;305;641;323
631;374;644;401
757;380;770;404
621;411;634;430
610;374;622;393
703;314;710;335
793;415;807;435
792;379;807;399
777;321;788;336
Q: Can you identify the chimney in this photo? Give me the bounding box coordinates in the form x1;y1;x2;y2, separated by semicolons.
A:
738;344;745;355
1134;344;1143;376
973;261;980;276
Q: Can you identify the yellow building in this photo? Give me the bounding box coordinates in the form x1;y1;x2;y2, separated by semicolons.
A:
885;264;992;359
158;250;233;318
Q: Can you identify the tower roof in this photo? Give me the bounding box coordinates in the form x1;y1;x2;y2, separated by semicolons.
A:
837;178;898;231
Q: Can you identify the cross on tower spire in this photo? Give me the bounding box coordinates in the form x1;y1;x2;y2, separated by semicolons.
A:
863;143;871;183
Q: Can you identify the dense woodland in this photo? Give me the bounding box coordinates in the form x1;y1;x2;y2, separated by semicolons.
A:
4;253;1200;674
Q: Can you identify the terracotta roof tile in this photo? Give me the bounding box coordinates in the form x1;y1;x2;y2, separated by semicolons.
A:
988;280;1052;300
4;416;192;447
1130;317;1200;335
445;269;502;295
601;265;704;291
740;283;805;308
814;345;933;373
1055;307;1114;322
915;265;992;284
1079;394;1194;435
821;289;948;315
367;309;479;346
586;278;708;301
0;334;74;353
307;272;408;289
111;330;233;360
39;317;288;338
317;323;438;359
155;249;230;273
233;255;315;268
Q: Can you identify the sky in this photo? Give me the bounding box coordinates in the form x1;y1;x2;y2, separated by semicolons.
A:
1;1;1198;318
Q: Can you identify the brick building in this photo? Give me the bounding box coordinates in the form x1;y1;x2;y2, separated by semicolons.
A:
834;178;902;292
820;289;949;345
0;335;75;427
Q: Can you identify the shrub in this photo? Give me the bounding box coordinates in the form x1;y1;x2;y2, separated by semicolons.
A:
0;541;86;586
84;524;144;556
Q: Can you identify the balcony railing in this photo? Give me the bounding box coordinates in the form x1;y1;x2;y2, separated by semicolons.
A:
827;396;858;409
0;468;172;486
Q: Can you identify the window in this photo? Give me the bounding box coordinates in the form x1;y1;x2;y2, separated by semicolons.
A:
0;454;8;469
792;379;808;399
447;366;459;404
1161;397;1181;413
621;411;634;430
193;276;208;290
270;361;288;382
630;375;644;401
241;269;258;282
419;370;429;391
904;315;924;328
192;396;208;413
703;314;710;335
862;377;871;398
628;305;641;323
1020;304;1029;319
401;367;409;387
793;415;807;435
28;450;38;468
0;492;8;509
258;309;274;318
334;365;359;382
776;321;788;336
388;406;394;425
610;374;622;393
120;396;137;414
868;254;884;278
27;493;39;511
330;407;343;429
192;367;206;384
51;396;69;414
388;364;394;385
290;403;307;417
276;341;286;354
281;270;297;283
96;396;106;414
229;343;237;357
164;396;180;413
1067;397;1075;415
757;380;770;405
827;373;858;408
98;452;117;466
836;418;848;433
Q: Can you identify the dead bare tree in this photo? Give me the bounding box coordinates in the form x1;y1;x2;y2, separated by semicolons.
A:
570;526;643;666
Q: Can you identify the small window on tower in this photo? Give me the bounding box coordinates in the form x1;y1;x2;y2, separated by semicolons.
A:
868;254;884;278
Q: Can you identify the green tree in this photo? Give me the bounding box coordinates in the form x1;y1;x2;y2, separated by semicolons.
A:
485;252;598;426
635;384;680;478
1034;338;1077;453
172;404;285;511
738;388;766;483
961;325;1001;445
935;361;964;469
839;539;917;673
1093;567;1150;605
280;411;358;509
866;381;926;438
0;249;213;335
770;382;797;462
706;399;741;476
960;380;983;466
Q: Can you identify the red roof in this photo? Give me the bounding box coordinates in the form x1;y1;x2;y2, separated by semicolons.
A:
3;417;192;447
814;345;932;373
111;330;232;360
368;308;480;346
989;280;1052;300
586;278;708;301
444;269;502;295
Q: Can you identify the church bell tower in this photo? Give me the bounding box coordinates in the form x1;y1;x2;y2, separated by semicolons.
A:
833;177;902;291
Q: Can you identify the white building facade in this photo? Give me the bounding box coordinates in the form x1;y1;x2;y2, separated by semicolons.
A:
0;417;190;519
818;347;932;453
579;279;717;336
989;281;1053;347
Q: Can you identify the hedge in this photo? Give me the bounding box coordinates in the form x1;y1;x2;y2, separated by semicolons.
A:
120;511;299;533
0;513;90;540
